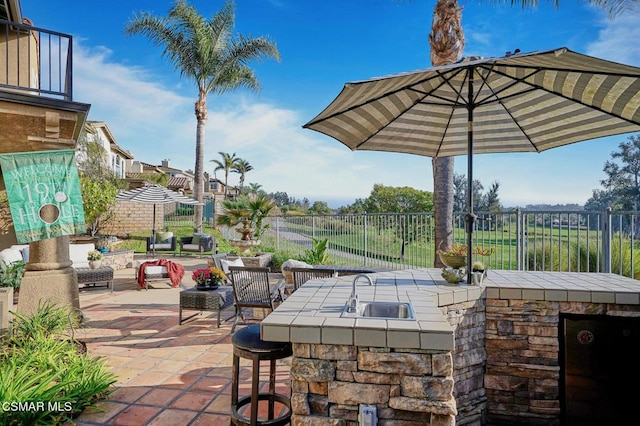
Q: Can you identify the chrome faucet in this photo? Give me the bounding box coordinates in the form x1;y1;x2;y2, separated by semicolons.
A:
347;274;373;313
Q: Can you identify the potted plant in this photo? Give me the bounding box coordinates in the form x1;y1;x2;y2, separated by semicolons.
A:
436;242;467;269
441;267;466;284
471;260;488;284
192;267;226;290
87;250;103;269
95;237;110;254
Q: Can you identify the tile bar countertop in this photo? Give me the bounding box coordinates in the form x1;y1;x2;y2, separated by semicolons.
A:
260;268;640;351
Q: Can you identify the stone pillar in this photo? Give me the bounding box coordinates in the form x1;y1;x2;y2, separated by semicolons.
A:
17;235;79;316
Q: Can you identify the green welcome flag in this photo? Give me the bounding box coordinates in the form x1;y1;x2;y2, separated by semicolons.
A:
0;149;86;243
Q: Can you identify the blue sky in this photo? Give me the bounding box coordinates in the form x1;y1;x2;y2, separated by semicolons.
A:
22;0;640;208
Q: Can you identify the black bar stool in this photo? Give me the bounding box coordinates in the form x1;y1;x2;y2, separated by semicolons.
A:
231;324;292;426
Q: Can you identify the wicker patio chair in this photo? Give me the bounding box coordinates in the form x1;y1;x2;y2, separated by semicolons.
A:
229;266;284;332
290;267;337;293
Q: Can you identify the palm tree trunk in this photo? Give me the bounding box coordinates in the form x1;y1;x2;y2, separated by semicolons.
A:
433;157;454;267
430;0;464;267
193;93;207;233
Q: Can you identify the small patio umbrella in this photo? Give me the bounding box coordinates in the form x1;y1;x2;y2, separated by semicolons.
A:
116;184;202;254
303;47;640;282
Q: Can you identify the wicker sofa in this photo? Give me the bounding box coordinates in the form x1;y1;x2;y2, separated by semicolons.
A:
0;243;96;269
0;243;113;290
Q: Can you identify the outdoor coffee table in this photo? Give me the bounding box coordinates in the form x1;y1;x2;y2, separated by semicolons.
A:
179;286;234;327
76;266;114;291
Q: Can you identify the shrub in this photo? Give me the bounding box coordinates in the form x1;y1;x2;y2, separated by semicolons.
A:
0;260;25;289
269;250;297;272
297;238;330;265
0;303;116;424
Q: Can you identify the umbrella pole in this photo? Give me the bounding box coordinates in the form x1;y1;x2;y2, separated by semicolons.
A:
465;75;475;284
152;204;156;257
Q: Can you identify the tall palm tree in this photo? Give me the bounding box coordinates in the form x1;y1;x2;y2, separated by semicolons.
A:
246;182;263;195
211;151;239;197
426;0;630;266
125;0;280;232
429;0;463;267
233;158;254;193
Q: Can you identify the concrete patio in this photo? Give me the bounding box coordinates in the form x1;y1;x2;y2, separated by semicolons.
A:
71;255;291;426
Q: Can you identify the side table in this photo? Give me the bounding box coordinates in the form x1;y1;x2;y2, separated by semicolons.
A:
179;286;234;327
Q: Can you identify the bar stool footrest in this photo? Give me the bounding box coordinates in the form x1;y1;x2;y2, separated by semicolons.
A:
231;393;291;426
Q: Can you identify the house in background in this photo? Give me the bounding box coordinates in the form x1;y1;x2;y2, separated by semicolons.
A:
81;121;133;179
207;176;239;198
86;121;133;178
159;159;194;193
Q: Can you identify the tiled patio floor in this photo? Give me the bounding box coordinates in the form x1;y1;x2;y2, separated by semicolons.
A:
71;256;291;426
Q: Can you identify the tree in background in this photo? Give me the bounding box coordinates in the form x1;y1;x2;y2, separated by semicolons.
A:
585;134;640;229
80;177;119;237
601;135;640;212
233;159;254;193
125;0;279;233
484;181;502;213
362;184;434;259
309;201;332;215
245;182;265;196
363;184;433;214
212;152;239;197
270;191;291;208
75;132;122;236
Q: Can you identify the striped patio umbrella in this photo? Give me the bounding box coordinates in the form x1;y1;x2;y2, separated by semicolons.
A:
303;47;640;282
116;184;202;253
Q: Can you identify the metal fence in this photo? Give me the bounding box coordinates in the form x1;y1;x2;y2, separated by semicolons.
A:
214;208;640;280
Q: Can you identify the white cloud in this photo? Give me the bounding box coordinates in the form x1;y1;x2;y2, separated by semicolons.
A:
585;12;640;66
71;40;432;205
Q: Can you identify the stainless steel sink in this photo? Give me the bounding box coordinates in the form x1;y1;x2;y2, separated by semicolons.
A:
341;301;415;320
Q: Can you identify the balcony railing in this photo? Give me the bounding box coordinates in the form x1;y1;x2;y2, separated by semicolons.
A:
0;18;72;100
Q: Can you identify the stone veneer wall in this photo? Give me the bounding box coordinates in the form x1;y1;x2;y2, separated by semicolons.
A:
484;299;640;425
289;344;456;426
444;299;487;425
100;250;134;270
287;299;488;426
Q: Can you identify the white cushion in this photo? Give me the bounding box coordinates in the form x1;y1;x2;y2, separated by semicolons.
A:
0;248;24;270
151;243;173;250
281;259;312;271
69;243;96;268
220;258;244;274
145;266;167;275
182;244;200;251
21;247;29;262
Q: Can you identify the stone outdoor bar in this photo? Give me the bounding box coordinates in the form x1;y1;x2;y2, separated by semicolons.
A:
261;269;640;425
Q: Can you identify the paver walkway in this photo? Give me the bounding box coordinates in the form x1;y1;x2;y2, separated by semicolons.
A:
71;255;291;426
